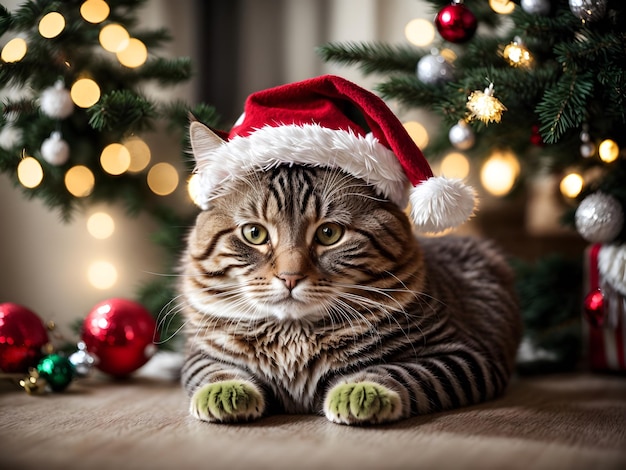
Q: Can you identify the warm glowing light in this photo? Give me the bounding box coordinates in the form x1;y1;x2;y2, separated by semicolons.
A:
1;37;27;62
598;139;619;163
503;37;532;68
560;172;584;198
65;165;95;197
489;0;515;14
99;24;129;53
87;212;115;239
100;143;131;175
80;0;110;23
147;162;179;196
480;150;520;197
38;12;66;38
123;136;151;172
187;173;203;205
70;78;100;108
17;156;43;188
403;121;429;149
88;260;118;289
440;152;470;179
467;83;507;124
439;48;457;62
404;19;435;47
116;38;148;68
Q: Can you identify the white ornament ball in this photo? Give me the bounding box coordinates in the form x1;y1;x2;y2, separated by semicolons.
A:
416;50;454;85
569;0;607;22
521;0;552;15
448;120;475;150
0;125;23;150
575;192;624;243
41;131;70;166
40;80;74;119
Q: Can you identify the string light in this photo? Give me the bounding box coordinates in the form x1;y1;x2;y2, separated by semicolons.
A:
17;156;43;188
560;172;584;198
1;37;27;62
38;12;66;39
87;212;115;239
489;0;515;14
503;36;532;68
467;83;507;124
64;165;95;197
480;150;520;196
70;78;101;108
440;152;470;179
403;121;429;149
116;38;148;68
147;162;179;196
187;173;202;206
123;136;151;172
87;260;118;289
100;143;131;175
598;139;619;163
99;24;129;53
405;18;435;47
80;0;110;24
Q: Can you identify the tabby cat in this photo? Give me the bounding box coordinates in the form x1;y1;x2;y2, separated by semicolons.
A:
179;124;522;425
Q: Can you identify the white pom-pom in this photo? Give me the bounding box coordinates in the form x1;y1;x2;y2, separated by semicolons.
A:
41;131;70;165
409;176;477;233
598;244;626;296
0;125;23;150
40;80;74;119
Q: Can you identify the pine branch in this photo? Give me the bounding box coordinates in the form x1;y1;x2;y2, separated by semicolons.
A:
87;90;156;132
0;4;12;35
134;57;193;85
316;41;422;75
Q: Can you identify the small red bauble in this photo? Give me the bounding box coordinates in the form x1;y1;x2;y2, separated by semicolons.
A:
584;288;605;328
435;2;477;44
81;298;158;377
0;303;49;373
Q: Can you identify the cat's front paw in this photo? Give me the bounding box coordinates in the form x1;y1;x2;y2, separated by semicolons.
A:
190;380;265;423
324;381;402;425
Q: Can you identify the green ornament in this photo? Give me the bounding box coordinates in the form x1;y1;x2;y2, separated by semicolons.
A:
36;354;74;392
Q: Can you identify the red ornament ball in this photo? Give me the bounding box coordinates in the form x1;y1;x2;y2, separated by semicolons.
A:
435;2;477;43
0;303;49;373
584;288;605;328
81;298;158;377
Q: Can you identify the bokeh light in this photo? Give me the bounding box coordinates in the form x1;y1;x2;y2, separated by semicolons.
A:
480;150;520;196
147;162;179;196
100;143;131;175
65;165;95;197
440;152;470;179
123;136;151;172
70;78;101;108
405;19;435;47
560;172;584;198
87;212;115;239
80;0;110;23
403;121;429;149
17;156;43;188
1;37;27;62
598;139;619;163
490;0;516;14
38;12;66;39
116;38;148;68
88;260;118;289
99;24;129;53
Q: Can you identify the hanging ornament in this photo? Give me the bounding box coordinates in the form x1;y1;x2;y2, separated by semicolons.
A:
41;131;70;166
569;0;607;23
530;125;544;146
416;48;454;85
584;288;605;328
502;36;533;68
448;119;475;150
0;303;50;373
579;123;595;158
575;192;624;243
0;124;23;150
521;0;552;15
36;353;75;392
81;298;159;377
434;0;477;44
466;83;507;124
69;341;98;377
39;80;74;119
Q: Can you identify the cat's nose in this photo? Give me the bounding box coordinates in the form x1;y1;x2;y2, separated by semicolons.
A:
278;273;305;291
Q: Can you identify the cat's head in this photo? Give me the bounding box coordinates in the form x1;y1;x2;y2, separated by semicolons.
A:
181;124;424;323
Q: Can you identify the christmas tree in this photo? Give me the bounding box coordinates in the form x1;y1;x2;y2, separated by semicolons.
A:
0;0;220;344
319;0;626;372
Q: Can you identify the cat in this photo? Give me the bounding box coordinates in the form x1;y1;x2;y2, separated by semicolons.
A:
178;122;522;425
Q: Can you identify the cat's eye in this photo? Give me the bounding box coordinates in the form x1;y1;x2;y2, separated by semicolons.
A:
242;224;269;245
315;222;344;246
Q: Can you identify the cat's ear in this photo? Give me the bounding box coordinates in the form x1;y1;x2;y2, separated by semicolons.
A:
189;120;227;165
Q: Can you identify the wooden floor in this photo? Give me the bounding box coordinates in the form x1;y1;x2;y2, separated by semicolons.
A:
1;372;625;470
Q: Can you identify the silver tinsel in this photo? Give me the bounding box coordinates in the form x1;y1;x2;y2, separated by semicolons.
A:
521;0;551;16
568;0;607;22
448;120;475;150
575;192;624;243
69;341;98;377
416;49;454;85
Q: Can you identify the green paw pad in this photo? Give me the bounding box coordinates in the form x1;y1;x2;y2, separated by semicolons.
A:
190;380;264;423
325;381;401;425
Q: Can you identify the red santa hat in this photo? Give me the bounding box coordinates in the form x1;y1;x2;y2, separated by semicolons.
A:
190;74;476;233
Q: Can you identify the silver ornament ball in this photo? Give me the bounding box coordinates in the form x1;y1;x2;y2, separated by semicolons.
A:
416;50;454;85
41;131;70;166
69;341;98;377
569;0;607;22
40;80;74;119
448;120;475;150
521;0;551;16
575;192;624;243
580;141;596;158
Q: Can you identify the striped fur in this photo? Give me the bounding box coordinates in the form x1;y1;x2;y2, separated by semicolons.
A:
179;165;521;424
